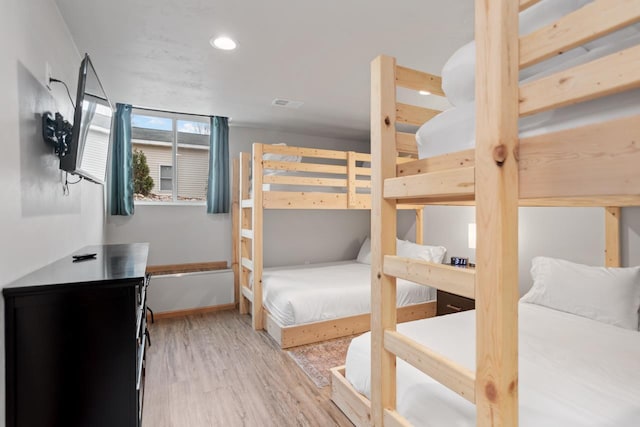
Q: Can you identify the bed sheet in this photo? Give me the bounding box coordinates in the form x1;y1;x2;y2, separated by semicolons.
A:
345;303;640;426
262;261;434;326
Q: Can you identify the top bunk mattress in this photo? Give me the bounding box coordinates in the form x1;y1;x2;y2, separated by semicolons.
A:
417;31;640;159
345;302;640;426
262;261;434;326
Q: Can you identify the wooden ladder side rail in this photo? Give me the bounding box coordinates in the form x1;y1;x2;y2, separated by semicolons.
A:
239;152;252;315
475;0;521;426
371;54;400;427
605;207;621;268
231;157;240;307
347;151;357;208
252;143;265;330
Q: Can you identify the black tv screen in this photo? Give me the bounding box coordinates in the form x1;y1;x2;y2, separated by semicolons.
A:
60;54;113;183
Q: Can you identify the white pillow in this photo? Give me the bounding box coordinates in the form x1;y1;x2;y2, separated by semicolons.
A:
441;0;591;106
521;257;640;330
263;143;302;175
356;237;371;264
356;237;447;265
397;239;446;264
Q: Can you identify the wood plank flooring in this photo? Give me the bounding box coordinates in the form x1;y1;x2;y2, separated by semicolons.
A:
143;309;354;427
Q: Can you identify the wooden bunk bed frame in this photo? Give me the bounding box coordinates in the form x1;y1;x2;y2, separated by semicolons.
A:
331;0;640;426
231;143;436;348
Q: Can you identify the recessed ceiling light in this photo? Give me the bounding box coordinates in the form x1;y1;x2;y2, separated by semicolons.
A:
210;36;237;51
419;90;431;96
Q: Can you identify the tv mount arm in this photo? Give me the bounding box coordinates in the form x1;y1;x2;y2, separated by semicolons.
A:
42;111;73;158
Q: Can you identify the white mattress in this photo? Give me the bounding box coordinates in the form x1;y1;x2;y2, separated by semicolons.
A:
345;303;640;426
417;32;640;159
262;261;434;326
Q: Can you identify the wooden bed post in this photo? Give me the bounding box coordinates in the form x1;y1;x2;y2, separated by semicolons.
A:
605;207;621;267
475;0;520;425
232;157;240;307
371;55;398;427
252;143;265;330
239;152;251;315
347;151;357;209
415;209;424;244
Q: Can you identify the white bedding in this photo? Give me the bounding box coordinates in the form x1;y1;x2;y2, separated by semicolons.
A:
262;261;434;326
418;32;640;159
345;303;640;426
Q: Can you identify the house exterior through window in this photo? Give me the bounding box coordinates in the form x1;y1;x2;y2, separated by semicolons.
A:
131;110;210;203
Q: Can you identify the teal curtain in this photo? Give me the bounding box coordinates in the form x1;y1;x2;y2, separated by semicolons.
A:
207;116;230;214
109;103;134;215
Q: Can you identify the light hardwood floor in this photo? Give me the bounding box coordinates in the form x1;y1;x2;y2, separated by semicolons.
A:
143;309;353;427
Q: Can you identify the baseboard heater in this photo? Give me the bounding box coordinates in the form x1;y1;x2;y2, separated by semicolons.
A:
147;269;235;316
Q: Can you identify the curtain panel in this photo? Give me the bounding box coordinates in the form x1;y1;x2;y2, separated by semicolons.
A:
109;103;134;216
207;116;230;214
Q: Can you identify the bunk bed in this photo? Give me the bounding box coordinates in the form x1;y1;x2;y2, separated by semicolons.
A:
231;143;442;348
331;0;640;426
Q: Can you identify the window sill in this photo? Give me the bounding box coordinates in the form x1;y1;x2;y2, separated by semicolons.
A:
135;201;207;207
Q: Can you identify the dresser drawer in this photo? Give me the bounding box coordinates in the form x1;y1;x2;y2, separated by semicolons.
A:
437;290;475;315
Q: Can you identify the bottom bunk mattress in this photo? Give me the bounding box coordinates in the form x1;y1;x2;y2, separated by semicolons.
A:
262;261;434;326
345;302;640;426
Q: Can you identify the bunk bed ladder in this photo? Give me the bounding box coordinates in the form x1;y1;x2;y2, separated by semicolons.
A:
238;152;254;317
369;0;640;426
371;0;520;423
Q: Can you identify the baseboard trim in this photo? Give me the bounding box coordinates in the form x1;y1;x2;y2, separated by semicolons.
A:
151;303;236;320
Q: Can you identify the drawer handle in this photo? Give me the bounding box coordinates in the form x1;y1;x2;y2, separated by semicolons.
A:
446;304;463;312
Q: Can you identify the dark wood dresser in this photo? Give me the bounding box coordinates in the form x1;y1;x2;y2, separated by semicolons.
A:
3;243;150;427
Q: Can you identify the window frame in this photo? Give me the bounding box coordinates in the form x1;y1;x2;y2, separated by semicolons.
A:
131;109;210;206
158;164;174;193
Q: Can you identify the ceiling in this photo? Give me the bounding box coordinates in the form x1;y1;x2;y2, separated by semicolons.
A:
55;0;474;141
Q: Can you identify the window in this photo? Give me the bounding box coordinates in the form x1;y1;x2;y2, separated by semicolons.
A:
132;110;210;203
159;165;173;191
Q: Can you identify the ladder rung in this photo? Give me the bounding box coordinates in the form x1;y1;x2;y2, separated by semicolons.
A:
241;286;253;302
383;409;412;427
384;330;476;403
241;229;253;239
241;199;253;208
384;256;475;299
384;167;475;200
241;257;253;271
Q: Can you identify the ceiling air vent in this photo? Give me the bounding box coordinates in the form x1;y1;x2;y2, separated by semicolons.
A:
271;98;304;109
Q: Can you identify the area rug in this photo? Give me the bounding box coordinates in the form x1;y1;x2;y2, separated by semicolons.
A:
287;336;354;388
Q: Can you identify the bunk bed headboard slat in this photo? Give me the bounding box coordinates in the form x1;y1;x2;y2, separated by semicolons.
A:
519;44;640;117
520;0;640;69
395;65;445;97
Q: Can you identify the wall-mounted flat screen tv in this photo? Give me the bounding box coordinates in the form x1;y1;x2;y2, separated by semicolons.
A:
60;54;113;184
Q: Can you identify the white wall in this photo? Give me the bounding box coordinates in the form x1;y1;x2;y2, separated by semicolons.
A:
0;0;106;424
106;126;370;309
414;206;640;295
